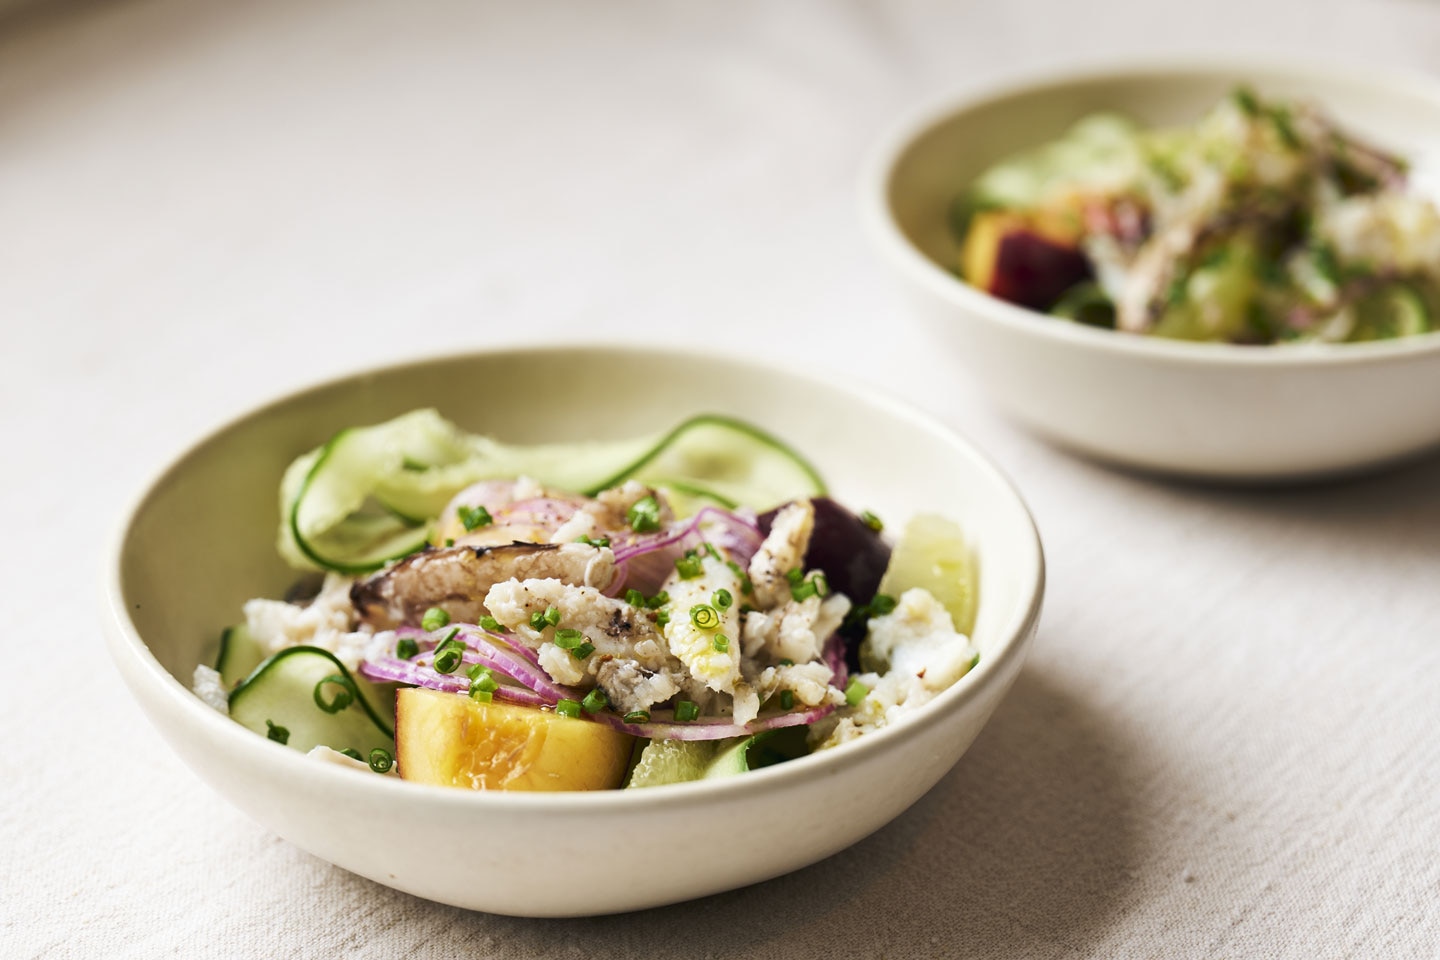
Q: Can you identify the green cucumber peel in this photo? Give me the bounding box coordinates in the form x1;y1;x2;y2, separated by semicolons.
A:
229;646;396;754
280;410;826;574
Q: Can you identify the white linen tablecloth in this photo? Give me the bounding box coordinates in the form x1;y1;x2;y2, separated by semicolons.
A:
3;0;1438;956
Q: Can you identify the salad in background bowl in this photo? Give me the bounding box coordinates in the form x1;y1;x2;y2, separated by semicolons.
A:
102;346;1044;915
866;61;1440;479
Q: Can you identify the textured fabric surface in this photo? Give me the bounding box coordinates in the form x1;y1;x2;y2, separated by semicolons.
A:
4;0;1439;956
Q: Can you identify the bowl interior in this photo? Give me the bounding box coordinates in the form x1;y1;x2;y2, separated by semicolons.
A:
117;346;1041;714
885;63;1440;290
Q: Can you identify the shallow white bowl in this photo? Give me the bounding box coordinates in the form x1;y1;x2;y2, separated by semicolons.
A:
101;346;1044;916
865;61;1440;480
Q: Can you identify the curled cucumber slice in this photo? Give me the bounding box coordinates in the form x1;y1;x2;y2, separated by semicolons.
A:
280;410;826;574
229;646;395;756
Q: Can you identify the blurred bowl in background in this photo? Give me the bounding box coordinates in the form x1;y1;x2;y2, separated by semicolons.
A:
864;60;1440;480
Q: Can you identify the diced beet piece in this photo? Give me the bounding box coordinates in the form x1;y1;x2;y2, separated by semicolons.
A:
989;229;1092;311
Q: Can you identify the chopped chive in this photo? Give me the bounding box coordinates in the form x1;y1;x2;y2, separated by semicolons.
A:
312;674;355;714
674;700;699;722
844;678;869;707
784;567;805;586
675;555;704;579
368;748;394;773
625;588;646;608
573;642;595;660
478;615;507;634
543;606;561;627
860;510;884;533
553;628;584;650
967;652;981;671
340;748;362;761
575;535;611;548
581;688;609;713
645;591;669;609
469;668;498;695
627;495;662;533
701;543;722;560
556;699;582;719
689;604;720;630
433;633;465;674
813;572;830;597
778;658;794;667
623;710;650;724
779;690;795;710
1232;86;1261;117
656;610;671;628
712;634;730;653
457;505;493;531
740;576;754;594
420;606;451;632
529;606;562;631
444;538;455;547
469;689;493;703
395;637;419;660
869;594;897;617
265;720;290;745
712;588;733;610
790;578;818;602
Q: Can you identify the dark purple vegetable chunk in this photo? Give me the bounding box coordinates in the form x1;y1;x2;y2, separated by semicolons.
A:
990;229;1092;311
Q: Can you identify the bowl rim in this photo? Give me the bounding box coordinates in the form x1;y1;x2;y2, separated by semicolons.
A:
862;55;1440;367
100;342;1045;813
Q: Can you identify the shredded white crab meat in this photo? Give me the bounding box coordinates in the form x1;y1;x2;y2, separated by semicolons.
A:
748;499;814;609
811;588;977;751
243;573;375;669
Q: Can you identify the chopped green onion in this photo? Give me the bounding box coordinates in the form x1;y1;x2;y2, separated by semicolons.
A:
457;505;493;531
674;700;699;722
478;615;507;634
573;642;595;660
701;542;722;560
844;678;869;707
469;689;494;703
779;690;794;710
368;748;394;773
575;535;611;548
444;538;455;547
813;572;830;597
623;710;650;724
712;588;733;610
395;637;419;660
645;591;669;609
340;748;362;761
529;606;561;630
784;567;805;586
421;606;451;632
553;628;584;650
433;634;465;674
689;604;720;630
790;578;818;602
469;668;498;695
656;610;671;628
869;594;897;617
675;554;704;579
265;720;290;745
625;588;646;608
860;510;884;533
581;688;609;713
312;674;355;714
555;699;582;719
627;495;662;533
712;634;730;653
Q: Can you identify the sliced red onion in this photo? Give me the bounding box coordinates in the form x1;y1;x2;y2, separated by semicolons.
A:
587;703;834;741
358;655;551;708
493;496;583;531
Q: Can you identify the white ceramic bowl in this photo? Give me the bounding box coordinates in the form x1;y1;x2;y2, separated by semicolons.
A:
101;346;1044;916
865;61;1440;480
